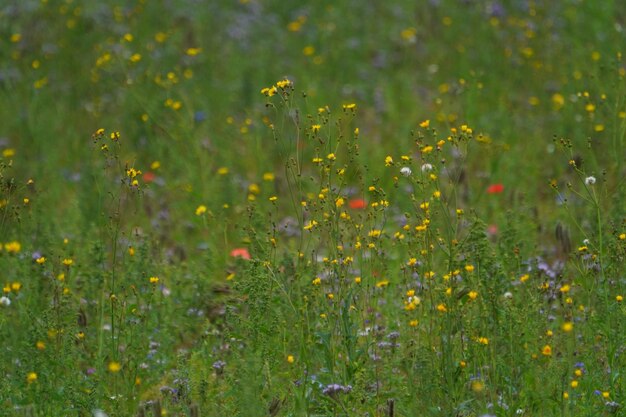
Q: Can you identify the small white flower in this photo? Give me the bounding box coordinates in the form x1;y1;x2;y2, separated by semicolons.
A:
585;176;596;185
400;167;412;177
583;239;590;245
0;296;11;307
503;292;513;299
421;163;433;172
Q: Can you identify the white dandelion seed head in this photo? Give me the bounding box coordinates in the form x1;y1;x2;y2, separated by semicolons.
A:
421;163;433;172
0;296;10;307
503;292;513;299
400;167;412;177
585;176;596;185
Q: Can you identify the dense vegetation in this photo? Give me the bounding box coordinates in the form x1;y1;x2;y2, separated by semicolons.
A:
1;1;624;416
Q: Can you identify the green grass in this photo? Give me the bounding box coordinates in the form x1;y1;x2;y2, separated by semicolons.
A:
1;0;625;416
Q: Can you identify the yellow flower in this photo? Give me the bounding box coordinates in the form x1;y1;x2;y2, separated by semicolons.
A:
108;361;122;373
419;120;430;128
26;372;37;383
468;291;478;300
149;276;160;284
562;322;574;332
287;355;294;364
186;47;202;56
276;79;292;89
385;156;393;166
195;205;207;216
311;124;321;133
354;277;361;284
436;303;447;313
312;277;321;285
541;345;552;356
36;341;45;350
4;241;21;254
464;265;475;273
342;103;356;110
476;337;489;345
62;258;73;266
375;280;389;288
36;257;46;265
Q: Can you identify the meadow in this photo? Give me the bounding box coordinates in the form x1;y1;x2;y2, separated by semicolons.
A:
1;0;625;416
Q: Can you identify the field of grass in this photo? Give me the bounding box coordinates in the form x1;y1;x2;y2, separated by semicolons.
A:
1;0;625;416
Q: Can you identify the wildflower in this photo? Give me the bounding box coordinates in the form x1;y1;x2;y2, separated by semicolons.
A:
312;277;321;285
476;337;489;345
348;198;366;209
149;276;159;284
468;291;478;300
36;257;46;265
385;156;393;166
186;47;202;56
4;241;21;254
342;103;356;110
400;167;412;176
464;264;475;273
436;303;447;313
322;384;352;396
0;296;10;307
487;183;504;194
303;220;318;231
571;380;579;388
585;176;596;185
419;120;430;128
287;355;294;363
276;79;291;89
311;124;321;133
375;280;389;288
541;345;552;356
26;372;37;383
36;341;45;350
108;361;121;373
616;295;623;302
471;380;484;393
421;145;434;154
62;258;73;266
421;163;433;172
354;276;361;284
195;205;207;216
230;248;251;260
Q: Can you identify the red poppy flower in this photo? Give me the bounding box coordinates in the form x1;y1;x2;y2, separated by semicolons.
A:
142;171;156;183
348;198;367;209
486;183;504;194
230;248;250;260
